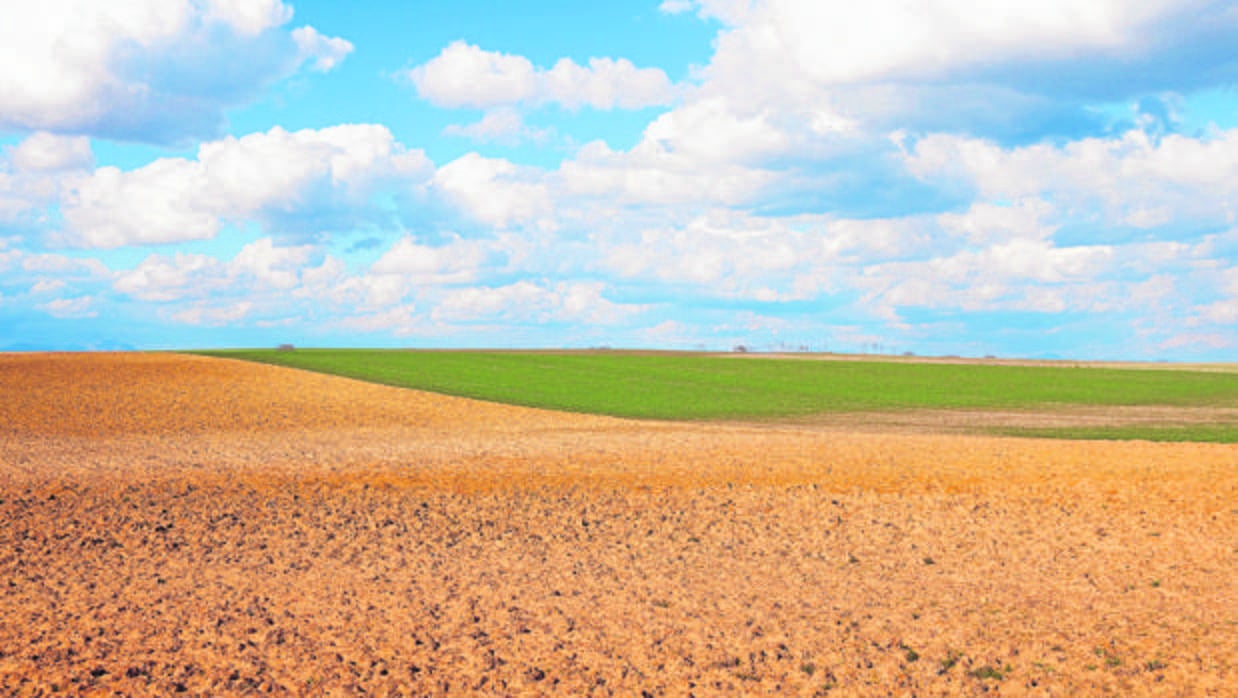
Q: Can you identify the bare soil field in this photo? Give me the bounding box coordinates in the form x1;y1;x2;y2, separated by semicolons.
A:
1;352;1234;696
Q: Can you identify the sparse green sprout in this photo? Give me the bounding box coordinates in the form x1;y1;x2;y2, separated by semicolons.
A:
969;664;1008;680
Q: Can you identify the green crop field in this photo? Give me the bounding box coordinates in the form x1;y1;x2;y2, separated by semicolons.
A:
194;349;1238;442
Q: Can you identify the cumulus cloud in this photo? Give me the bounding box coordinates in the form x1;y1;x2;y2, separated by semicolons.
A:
59;125;432;248
171;301;253;326
0;0;353;142
0;132;94;223
560;138;775;207
905;128;1238;230
38;296;97;319
602;212;810;294
405;41;675;110
662;0;1238;144
859;239;1115;320
370;236;488;285
113;238;315;302
292;26;355;72
699;0;1233;88
433;280;638;325
442;108;553;145
114;253;220;302
432;153;553;229
658;0;696;14
7;133;94;172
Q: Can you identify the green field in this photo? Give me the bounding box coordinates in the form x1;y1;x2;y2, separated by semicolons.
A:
195;350;1238;442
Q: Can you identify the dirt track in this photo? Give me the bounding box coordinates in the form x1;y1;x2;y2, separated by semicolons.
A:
1;352;1234;695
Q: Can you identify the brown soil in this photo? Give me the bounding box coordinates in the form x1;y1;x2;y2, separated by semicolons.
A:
1;352;1234;696
756;404;1238;434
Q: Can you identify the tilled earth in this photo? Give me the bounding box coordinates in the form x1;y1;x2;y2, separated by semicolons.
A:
0;353;1233;696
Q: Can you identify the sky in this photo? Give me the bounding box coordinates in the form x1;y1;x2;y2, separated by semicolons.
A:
1;0;1237;359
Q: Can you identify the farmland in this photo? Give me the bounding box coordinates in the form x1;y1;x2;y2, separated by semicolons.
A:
199;348;1238;441
1;352;1234;695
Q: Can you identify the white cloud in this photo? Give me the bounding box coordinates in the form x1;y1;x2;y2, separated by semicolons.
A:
406;41;675;110
113;238;315;304
819;216;936;263
292;26;355;72
433;153;552;229
936;199;1057;245
1198;299;1238;325
19;252;110;277
597;210;945;302
113;253;221;302
660;1;1238;146
433;280;638;325
0;133;93;222
641;96;790;165
859;239;1115;319
442;108;552;145
335;304;422;337
658;0;696;14
30;279;66;295
560;138;775;207
38;295;96;319
370;236;487;285
7;133;93;172
171;301;253;326
297;257;412;309
228;238;315;289
602;211;809;291
542;56;677;110
701;0;1215;88
60;125;432;248
0;0;351;141
906;129;1238;228
203;0;292;36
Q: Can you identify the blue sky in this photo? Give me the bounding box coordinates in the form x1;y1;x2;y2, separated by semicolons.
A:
1;0;1236;359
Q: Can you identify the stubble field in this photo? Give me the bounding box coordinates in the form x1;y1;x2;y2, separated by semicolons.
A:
0;352;1234;695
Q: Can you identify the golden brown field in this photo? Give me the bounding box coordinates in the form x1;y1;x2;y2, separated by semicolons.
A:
1;352;1233;696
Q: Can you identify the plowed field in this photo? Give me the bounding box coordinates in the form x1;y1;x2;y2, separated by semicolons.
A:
1;352;1233;696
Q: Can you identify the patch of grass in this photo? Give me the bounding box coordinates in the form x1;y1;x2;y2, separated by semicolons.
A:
191;349;1238;423
939;650;963;673
969;664;1009;680
993;424;1238;443
1094;646;1123;668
